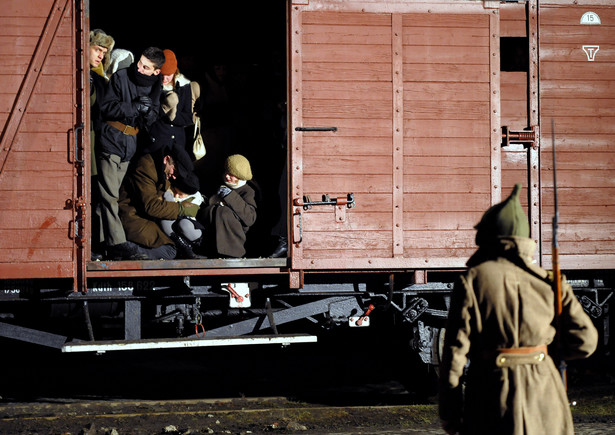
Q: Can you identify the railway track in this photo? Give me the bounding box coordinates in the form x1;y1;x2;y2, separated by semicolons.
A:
1;393;614;435
0;342;613;434
0;397;445;434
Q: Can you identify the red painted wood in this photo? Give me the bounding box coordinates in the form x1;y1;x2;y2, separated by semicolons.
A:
293;6;495;269
0;0;75;279
539;3;615;269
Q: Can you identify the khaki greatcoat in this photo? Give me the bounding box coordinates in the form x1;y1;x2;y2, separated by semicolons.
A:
439;236;598;435
118;153;180;248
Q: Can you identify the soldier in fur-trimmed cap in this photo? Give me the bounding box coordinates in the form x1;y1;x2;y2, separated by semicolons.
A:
90;29;115;78
89;29;114;260
439;184;598;435
197;154;257;258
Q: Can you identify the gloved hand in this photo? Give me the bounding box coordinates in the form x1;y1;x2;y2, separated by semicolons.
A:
178;202;199;218
134;96;153;115
217;185;232;198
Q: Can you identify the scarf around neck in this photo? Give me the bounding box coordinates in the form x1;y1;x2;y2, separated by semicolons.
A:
130;63;160;88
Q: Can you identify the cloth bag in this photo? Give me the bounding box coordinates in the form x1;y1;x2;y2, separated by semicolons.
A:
192;116;206;160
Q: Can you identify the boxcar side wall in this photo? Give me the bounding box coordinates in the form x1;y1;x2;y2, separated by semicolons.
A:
1;0;613;286
539;1;615;270
290;0;502;271
0;0;81;280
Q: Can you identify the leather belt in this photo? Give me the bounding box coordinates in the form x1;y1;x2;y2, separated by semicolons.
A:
482;344;548;368
107;120;139;136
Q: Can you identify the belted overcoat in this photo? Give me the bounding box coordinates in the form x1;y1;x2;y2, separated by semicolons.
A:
439;236;598;435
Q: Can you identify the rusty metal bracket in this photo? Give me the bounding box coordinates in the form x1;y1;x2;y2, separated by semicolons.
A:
67;196;87;244
501;126;537;149
292;211;303;244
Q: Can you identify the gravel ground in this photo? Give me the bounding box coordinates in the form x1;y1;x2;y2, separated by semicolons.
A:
0;338;613;434
0;389;613;435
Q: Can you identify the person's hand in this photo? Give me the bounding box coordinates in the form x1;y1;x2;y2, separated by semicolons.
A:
178;202;199;217
134;96;153;114
217;185;232;198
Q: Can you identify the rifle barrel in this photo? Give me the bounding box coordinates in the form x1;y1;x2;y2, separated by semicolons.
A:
552;119;566;388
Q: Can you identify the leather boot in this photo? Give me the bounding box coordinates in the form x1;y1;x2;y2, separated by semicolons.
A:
170;233;205;259
270;236;288;258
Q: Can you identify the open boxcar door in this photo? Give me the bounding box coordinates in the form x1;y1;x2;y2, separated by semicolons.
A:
289;0;503;272
0;0;87;290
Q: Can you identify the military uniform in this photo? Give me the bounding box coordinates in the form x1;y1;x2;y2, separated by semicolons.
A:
439;185;598;435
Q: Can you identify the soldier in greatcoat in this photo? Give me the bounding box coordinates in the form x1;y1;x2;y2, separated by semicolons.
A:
118;146;200;260
439;184;598;435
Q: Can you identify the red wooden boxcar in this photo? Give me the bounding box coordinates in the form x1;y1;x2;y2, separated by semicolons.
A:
0;0;613;373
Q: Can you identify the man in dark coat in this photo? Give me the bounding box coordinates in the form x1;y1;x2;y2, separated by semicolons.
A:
198;154;257;258
97;46;165;260
118;146;199;260
439;184;598;435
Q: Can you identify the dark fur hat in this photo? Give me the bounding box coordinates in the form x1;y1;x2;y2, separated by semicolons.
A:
89;29;115;70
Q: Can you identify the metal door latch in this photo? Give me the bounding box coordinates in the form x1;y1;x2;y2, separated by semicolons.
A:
293;194;355;223
293;193;355;210
502;126;537;149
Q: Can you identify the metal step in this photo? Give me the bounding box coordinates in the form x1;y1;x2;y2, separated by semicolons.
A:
62;334;317;353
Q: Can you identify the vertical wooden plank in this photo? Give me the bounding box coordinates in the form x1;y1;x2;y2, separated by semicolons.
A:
75;0;87;293
528;0;541;260
490;9;502;205
392;13;404;257
290;3;304;269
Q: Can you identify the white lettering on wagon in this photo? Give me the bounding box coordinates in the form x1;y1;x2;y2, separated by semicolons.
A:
580;12;601;25
582;45;600;62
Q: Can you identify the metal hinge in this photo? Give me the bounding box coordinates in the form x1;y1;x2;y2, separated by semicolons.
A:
67;196;87;243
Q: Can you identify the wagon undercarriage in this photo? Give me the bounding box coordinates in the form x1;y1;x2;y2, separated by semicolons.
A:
0;269;453;359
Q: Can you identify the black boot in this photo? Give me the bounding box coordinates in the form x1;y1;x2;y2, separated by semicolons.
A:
270;236;288;258
106;241;140;260
170;233;205;259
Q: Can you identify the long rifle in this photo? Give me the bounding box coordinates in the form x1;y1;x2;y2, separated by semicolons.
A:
551;119;567;388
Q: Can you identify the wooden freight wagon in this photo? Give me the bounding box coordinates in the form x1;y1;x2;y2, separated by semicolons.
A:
0;0;612;364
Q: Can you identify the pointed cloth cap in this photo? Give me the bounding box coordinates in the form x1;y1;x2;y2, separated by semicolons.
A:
475;183;530;246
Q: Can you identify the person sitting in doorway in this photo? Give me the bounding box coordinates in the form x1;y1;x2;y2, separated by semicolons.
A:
160;170;206;259
198;154;257;258
118;146;200;260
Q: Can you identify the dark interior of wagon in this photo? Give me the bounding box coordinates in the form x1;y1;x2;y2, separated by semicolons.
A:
90;1;288;259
